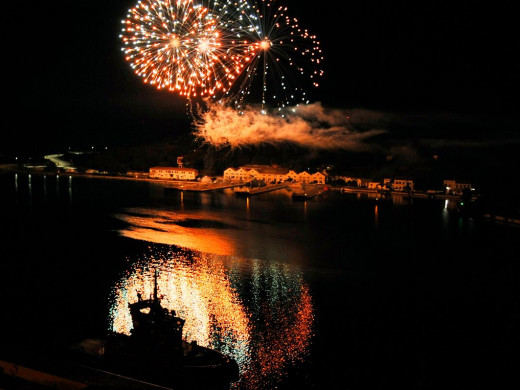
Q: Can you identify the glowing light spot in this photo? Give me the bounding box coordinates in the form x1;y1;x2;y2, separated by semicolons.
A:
198;39;210;52
170;36;181;48
259;39;271;50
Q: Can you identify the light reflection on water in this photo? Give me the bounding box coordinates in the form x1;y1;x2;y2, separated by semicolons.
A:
113;206;309;264
113;208;236;255
109;247;314;389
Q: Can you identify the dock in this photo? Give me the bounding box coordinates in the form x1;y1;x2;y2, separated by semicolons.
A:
291;185;324;200
163;181;245;192
234;183;289;196
338;187;464;200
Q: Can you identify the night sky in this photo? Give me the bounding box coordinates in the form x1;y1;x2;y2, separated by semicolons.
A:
4;1;520;157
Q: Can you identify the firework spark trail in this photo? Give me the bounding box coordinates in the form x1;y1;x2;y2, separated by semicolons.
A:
194;102;386;149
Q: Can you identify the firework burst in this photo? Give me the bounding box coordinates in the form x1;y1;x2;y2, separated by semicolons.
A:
120;0;251;98
228;0;324;110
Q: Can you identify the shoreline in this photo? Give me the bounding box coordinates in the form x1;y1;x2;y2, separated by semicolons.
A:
3;167;519;225
0;168;465;197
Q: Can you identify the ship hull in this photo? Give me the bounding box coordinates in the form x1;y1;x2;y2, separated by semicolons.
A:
70;336;239;390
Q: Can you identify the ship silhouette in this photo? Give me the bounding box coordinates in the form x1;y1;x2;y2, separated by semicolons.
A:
71;269;239;390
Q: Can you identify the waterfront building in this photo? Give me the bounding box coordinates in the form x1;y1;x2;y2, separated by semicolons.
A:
298;171;326;184
240;165;293;183
223;167;258;182
384;178;415;191
149;167;198;180
298;171;312;184
313;172;326;184
224;165;293;183
359;178;375;188
223;165;325;184
367;181;383;190
443;179;472;195
286;170;299;182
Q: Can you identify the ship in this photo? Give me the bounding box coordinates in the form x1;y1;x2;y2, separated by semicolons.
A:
291;189;320;201
70;270;239;390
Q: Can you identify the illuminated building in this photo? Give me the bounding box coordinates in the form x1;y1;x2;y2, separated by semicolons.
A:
384;178;415;191
223;165;326;184
149;167;198;180
443;179;472;195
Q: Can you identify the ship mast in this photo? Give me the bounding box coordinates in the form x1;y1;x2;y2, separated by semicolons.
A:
153;268;159;303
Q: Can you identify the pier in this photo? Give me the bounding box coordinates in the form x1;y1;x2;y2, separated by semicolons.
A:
163;181;246;192
338;187;464;201
234;183;289;196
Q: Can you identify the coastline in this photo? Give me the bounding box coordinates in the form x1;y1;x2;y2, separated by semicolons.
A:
3;166;519;226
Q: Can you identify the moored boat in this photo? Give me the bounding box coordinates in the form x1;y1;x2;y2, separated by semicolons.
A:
291;191;317;201
70;271;239;390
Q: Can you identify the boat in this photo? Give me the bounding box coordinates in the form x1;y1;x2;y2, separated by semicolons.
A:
69;271;239;390
291;191;317;201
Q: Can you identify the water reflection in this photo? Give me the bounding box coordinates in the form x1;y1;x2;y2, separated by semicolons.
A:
109;247;314;389
113;207;309;264
114;208;236;256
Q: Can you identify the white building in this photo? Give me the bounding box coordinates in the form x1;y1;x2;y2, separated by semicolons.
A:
309;171;326;184
224;167;265;182
224;165;296;183
298;171;326;184
224;165;326;184
149;166;198;180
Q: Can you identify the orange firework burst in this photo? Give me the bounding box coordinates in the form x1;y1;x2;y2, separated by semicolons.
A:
120;0;249;98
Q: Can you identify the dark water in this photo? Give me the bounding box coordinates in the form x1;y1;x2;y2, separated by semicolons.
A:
1;172;519;390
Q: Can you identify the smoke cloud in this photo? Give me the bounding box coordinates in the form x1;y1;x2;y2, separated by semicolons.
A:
193;102;386;150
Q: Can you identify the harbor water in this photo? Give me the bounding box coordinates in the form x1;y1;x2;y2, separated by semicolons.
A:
0;172;518;389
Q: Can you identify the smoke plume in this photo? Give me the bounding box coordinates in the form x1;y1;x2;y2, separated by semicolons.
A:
193;102;386;150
